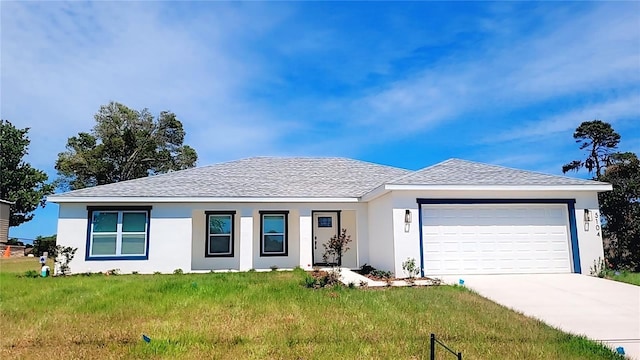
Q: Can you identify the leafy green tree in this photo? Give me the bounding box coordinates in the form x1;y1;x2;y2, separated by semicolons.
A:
563;120;639;270
562;120;621;178
0;120;56;227
598;152;640;271
32;234;57;256
55;102;198;190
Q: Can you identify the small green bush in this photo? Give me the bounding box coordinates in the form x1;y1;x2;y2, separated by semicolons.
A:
371;269;393;279
173;268;184;275
359;263;376;275
21;270;40;278
402;257;419;279
302;274;317;288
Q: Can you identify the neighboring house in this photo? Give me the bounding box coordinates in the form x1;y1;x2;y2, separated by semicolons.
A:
48;157;612;277
0;199;12;244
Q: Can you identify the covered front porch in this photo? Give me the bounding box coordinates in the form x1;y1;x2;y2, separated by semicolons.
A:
190;203;366;272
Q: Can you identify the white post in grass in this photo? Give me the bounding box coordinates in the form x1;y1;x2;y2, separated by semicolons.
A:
239;208;254;271
299;209;313;270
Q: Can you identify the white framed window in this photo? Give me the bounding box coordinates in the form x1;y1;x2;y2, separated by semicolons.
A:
260;211;288;256
86;207;150;260
206;211;235;257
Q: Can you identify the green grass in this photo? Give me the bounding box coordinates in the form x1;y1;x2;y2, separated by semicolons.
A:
0;258;623;359
608;271;640;286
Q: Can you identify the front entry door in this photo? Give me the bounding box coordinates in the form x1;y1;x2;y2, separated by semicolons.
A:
313;212;339;265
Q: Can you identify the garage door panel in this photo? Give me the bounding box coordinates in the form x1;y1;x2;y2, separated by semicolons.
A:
422;204;572;275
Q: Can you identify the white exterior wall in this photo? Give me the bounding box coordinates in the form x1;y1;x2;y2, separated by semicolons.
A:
367;193;395;272
56;201;365;274
387;190;606;277
57;203;192;274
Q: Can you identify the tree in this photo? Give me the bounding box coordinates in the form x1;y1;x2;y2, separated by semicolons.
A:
0;120;56;227
563;120;639;271
32;234;57;256
562;120;621;178
598;152;640;271
322;228;352;266
55;102;198;190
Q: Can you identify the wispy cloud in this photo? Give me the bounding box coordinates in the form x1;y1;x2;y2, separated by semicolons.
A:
488;94;640;144
1;2;293;167
342;2;639;145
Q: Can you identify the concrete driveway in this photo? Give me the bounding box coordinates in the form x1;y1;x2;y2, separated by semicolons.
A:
443;274;640;359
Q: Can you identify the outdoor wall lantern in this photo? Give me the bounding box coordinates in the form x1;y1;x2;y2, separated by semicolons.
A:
583;209;591;231
404;210;412;233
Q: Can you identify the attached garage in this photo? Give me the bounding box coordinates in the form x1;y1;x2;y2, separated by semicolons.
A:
419;201;578;275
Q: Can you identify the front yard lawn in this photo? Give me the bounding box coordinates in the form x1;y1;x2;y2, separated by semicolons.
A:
608;271;640;286
0;258;623;359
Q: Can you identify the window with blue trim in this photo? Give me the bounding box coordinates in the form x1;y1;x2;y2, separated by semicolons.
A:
87;208;150;259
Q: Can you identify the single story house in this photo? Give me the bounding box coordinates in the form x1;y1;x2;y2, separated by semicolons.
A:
49;157;612;277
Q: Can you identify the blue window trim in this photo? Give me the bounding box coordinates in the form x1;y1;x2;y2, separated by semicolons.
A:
85;206;152;261
415;198;581;276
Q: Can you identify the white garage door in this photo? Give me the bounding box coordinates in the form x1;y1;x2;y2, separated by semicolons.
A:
422;204;572;275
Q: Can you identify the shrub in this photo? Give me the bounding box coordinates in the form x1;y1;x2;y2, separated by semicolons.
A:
322;228;352;266
20;270;40;278
173;268;184;275
270;265;279;271
370;269;393;279
402;257;420;279
302;274;318;288
324;268;341;286
54;245;77;275
359;263;376;275
302;268;343;289
590;257;611;278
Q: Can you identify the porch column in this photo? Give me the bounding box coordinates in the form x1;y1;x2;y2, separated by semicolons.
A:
239;208;254;271
299;209;313;270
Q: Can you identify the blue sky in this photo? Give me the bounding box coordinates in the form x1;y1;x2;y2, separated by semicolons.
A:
2;1;639;241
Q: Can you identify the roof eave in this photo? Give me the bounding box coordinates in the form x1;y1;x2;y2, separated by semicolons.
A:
383;184;613;192
47;196;361;204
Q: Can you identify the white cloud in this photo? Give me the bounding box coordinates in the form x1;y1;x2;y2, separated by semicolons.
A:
0;2;292;168
488;94;640;144
339;2;639;146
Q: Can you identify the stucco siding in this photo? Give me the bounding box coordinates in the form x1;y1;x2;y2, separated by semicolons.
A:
56;202;364;274
367;193;395;273
57;203;192;274
388;190;606;276
339;210;358;269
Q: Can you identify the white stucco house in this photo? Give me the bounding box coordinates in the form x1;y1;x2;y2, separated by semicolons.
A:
49;157;612;277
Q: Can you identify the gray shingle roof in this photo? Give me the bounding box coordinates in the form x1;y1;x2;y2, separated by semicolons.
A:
50;157;411;198
388;158;607;186
49;157;608;200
